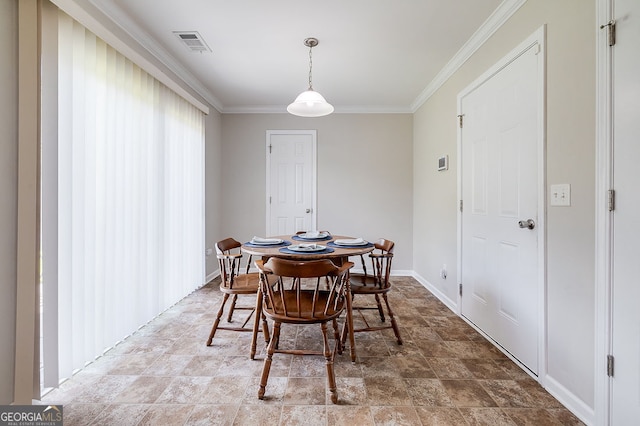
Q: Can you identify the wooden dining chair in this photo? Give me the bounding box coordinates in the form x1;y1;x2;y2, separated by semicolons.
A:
255;257;354;404
342;238;402;355
206;237;269;360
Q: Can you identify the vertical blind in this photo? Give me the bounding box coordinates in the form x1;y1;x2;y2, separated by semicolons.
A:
43;11;205;386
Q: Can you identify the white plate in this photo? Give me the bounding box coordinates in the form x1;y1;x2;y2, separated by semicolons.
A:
334;239;368;246
287;244;326;252
297;232;329;240
250;238;283;245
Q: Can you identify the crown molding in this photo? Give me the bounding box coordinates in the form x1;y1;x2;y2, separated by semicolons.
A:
71;0;524;115
221;105;287;114
410;0;527;112
221;105;413;114
87;0;223;113
333;105;414;114
50;0;212;113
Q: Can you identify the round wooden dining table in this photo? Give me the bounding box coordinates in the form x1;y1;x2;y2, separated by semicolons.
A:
240;234;374;263
241;233;373;362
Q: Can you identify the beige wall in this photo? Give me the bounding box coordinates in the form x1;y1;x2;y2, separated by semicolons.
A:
413;0;595;414
0;0;18;405
220;113;414;271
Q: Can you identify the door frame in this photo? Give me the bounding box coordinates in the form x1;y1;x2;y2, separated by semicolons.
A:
595;0;613;424
265;130;317;236
456;26;547;383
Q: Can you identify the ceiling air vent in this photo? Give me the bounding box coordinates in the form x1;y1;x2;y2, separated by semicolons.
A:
173;31;211;53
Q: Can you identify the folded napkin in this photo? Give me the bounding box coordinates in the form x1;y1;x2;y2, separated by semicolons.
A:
304;231;321;238
334;238;365;245
298;243;317;249
251;236;282;244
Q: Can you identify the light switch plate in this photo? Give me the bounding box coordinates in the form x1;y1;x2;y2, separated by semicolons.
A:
437;155;448;171
550;184;571;206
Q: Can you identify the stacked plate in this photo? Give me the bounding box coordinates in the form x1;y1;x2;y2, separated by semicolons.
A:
287;243;326;252
333;238;368;246
296;231;330;240
250;237;284;245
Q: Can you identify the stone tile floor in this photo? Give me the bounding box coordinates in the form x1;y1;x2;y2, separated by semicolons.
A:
40;276;584;425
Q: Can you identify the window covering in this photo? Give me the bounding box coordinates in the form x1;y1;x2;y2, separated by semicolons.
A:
42;11;205;386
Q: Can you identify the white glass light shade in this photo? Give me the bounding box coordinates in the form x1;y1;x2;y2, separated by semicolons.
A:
287;89;334;117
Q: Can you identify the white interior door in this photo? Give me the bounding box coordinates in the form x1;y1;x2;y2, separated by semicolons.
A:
266;130;316;236
459;33;544;374
610;0;640;421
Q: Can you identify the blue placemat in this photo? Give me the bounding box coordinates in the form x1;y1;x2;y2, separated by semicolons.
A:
327;241;374;249
291;234;333;242
244;241;292;248
279;247;335;255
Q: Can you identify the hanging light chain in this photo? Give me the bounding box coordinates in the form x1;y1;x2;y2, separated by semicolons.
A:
303;37;319;91
307;43;314;90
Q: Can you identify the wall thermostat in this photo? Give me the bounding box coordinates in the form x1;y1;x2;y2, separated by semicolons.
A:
438;155;449;171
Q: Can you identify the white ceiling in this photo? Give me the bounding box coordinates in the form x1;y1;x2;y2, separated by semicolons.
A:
90;0;505;113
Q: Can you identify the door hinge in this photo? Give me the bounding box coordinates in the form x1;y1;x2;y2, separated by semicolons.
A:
607;354;614;377
459;283;463;297
459;200;463;212
600;20;616;47
608;189;615;211
269;196;272;204
457;114;464;128
268;144;272;154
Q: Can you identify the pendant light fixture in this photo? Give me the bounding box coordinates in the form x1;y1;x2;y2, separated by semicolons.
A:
287;37;334;117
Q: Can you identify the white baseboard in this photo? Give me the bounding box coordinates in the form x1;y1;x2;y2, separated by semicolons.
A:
205;269;220;285
410;271;459;313
390;269;414;277
544;375;595;426
410;271;592;425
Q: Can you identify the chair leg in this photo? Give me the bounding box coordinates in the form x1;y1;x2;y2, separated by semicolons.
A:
321;322;338;404
227;294;238;322
274;327;281;350
345;289;357;362
250;292;263;360
259;321;280;400
261;311;270;344
331;319;341;353
206;293;230;346
338;294;352;351
382;293;402;345
339;318;347;353
374;294;386;322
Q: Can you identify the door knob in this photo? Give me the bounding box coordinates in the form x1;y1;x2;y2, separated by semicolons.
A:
306;208;312;213
518;219;535;230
